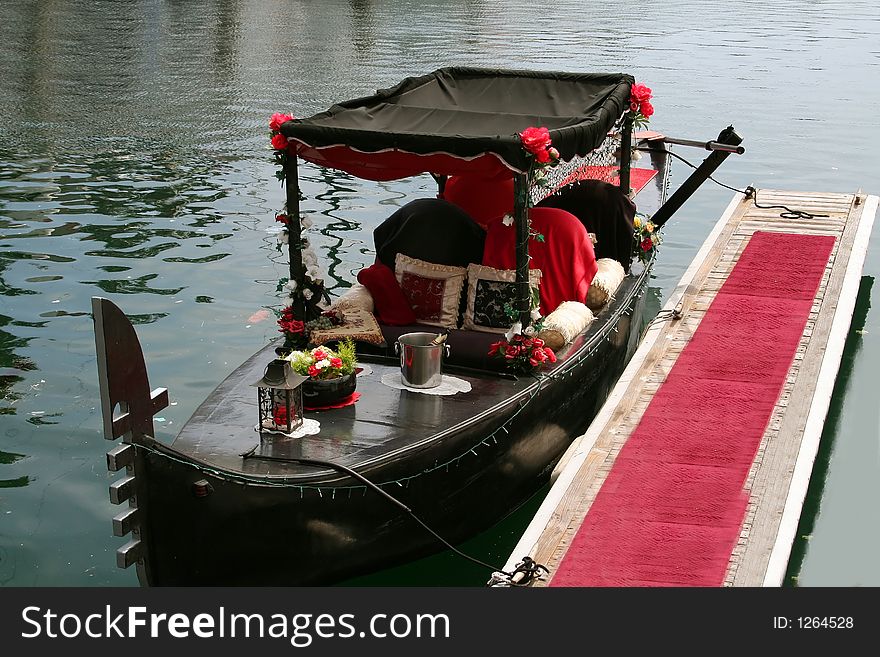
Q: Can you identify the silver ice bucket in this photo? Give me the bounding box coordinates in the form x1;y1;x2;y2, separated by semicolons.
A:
394;332;450;389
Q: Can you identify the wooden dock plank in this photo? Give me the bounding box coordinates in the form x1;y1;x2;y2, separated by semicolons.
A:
505;188;877;587
731;197;864;585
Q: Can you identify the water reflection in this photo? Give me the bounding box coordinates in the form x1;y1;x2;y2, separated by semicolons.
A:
0;315;32;487
0;313;36;417
784;276;874;586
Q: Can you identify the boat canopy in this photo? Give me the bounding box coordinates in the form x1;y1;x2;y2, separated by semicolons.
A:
280;67;634;181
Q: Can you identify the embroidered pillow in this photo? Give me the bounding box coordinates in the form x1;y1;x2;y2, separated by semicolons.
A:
332;283;374;314
462;264;543;333
310;307;385;346
394;254;467;329
357;262;417;326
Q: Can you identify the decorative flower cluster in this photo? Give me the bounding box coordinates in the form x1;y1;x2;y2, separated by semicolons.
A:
489;334;557;375
633;214;661;263
277;306;344;350
520;127;560;164
277;305;307;348
519;126;561;188
275;212;323;289
270;112;326;325
628;83;654;130
270;112;295;183
286;339;357;380
499;286;545;336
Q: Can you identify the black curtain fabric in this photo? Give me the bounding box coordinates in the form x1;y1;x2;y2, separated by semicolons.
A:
373;199;486;269
537;179;637;269
281;67;634;174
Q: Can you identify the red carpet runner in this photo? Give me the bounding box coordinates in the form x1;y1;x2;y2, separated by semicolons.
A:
551;231;836;586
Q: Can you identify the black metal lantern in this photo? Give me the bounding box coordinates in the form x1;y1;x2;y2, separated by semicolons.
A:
252;358;308;436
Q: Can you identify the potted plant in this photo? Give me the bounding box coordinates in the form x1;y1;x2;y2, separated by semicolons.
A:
285;338;358;407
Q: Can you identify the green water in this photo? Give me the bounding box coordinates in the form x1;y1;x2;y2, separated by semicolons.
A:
1;0;879;586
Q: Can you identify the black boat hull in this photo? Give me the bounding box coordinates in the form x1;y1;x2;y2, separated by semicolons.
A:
126;270;650;586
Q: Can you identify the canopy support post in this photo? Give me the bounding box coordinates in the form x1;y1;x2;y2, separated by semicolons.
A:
430;173;448;197
513;173;532;330
619;114;633;196
284;154;306;319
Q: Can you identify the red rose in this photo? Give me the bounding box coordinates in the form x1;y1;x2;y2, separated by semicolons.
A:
641;237;653;252
269;112;295;132
271;133;289;151
512;334;524;344
488;341;505;356
519;126;552;156
505;345;520;359
532;338;545;348
544;347;557;363
531;348;546;362
529;356;541;366
275;213;289;224
630;83;652;104
279;317;305;334
534;148;551;164
330;357;343;369
640;101;654;118
630;101;640;113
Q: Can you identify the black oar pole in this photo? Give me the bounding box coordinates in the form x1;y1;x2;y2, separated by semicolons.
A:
651;126;743;228
660;136;745;154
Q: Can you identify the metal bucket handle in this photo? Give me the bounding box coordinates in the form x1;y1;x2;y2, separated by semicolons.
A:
393;342;452;358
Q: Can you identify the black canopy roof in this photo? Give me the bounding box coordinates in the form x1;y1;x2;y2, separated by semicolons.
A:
280;67;634;180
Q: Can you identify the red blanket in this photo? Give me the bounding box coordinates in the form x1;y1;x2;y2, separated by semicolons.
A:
482;208;597;315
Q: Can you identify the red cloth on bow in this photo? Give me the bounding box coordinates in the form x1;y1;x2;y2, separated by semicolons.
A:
482;207;597;316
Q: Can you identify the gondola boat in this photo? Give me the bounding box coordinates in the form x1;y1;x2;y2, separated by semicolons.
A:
92;67;742;585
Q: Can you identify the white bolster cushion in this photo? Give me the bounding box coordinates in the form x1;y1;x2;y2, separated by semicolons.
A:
536;301;595;351
585;258;626;311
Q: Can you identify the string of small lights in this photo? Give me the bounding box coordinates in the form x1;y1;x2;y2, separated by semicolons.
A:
127;270;652;499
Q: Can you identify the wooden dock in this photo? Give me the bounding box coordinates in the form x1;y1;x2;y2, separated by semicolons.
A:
505;188;878;587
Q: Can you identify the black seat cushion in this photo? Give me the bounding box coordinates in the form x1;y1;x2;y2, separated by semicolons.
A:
537;179;636;269
359;322;503;372
373;198;486;269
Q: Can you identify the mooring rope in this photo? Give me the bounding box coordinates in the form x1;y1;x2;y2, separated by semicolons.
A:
239;449;544;585
643;146;830;221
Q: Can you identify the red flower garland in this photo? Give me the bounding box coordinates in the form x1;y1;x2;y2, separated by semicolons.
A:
488;335;557;374
278;305;306;348
519;126;560;165
269;112;295;152
628;83;654;128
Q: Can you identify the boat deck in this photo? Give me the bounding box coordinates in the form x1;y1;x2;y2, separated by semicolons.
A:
505;188;878;587
168;271;647;482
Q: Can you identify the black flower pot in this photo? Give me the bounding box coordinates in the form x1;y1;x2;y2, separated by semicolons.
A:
302;372;357;408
